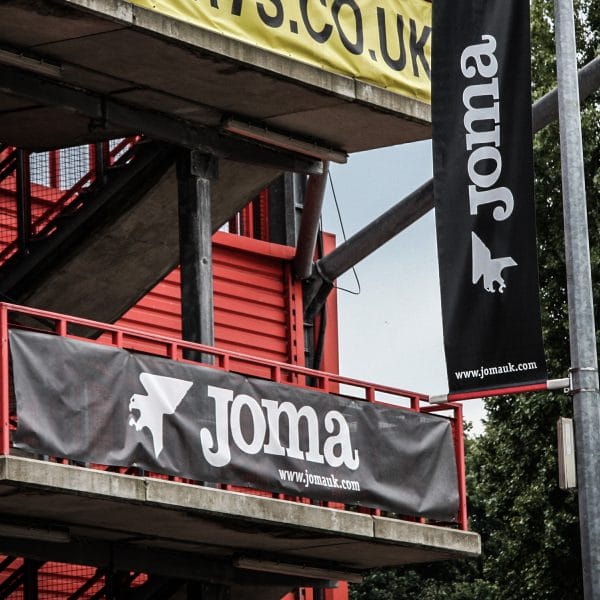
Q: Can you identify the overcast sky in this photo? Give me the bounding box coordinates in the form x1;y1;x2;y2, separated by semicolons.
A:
321;140;486;434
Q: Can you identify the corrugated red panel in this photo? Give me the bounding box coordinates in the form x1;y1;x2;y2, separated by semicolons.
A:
116;232;303;366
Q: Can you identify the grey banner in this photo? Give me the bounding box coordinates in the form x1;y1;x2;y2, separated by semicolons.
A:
10;330;459;520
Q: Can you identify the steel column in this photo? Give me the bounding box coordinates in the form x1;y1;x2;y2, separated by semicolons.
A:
177;150;218;364
268;173;305;247
23;560;40;600
15;149;31;254
93;142;107;185
554;1;600;597
294;162;329;280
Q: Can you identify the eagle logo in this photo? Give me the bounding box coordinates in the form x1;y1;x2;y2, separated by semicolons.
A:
128;373;193;457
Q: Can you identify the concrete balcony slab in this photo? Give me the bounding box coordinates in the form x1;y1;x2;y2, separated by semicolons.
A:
0;0;431;153
0;455;480;582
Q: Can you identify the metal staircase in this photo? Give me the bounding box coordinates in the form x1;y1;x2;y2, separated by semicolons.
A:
0;139;282;323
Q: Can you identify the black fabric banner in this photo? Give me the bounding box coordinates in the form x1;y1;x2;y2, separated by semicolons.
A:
10;330;459;520
432;0;547;393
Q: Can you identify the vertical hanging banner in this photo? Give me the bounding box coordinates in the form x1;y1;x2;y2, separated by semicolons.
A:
432;0;547;394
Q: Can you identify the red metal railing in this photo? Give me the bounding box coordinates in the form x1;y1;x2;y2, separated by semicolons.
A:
0;138;139;263
0;302;468;530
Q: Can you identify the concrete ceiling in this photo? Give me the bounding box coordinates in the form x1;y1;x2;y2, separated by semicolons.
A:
0;0;431;155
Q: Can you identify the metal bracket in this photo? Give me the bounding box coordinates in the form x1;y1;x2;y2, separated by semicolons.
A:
568;367;599;395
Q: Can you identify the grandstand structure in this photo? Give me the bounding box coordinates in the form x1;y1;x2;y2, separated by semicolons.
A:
0;0;479;598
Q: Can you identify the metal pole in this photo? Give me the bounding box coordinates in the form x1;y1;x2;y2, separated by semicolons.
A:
15;149;31;254
316;177;433;283
532;55;600;132
554;0;600;597
177;150;218;365
294;162;329;279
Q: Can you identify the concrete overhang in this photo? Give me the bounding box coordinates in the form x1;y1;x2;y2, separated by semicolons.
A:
0;0;431;154
0;456;480;583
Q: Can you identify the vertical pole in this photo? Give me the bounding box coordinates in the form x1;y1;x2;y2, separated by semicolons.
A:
268;173;305;247
294;162;329;280
93;142;107;185
15;150;31;253
177;150;218;364
554;1;600;597
454;404;468;531
48;150;60;189
23;560;39;600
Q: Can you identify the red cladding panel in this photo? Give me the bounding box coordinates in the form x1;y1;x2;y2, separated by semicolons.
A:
116;232;304;366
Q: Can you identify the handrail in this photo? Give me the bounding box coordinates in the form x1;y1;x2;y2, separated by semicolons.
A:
32;138;138;235
0;138;140;263
2;302;428;405
0;302;468;530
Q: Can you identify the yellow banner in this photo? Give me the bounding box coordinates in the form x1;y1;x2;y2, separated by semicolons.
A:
128;0;432;103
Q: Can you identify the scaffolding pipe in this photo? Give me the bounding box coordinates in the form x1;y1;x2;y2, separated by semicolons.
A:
532;54;600;132
294;162;329;280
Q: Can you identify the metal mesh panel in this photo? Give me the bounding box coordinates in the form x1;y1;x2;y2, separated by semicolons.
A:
30;146;91;236
0;139;138;265
28;152;50;188
58;146;91;191
0;557;149;599
0;556;23;599
38;563;102;599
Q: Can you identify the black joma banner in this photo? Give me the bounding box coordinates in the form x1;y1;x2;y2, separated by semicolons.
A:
432;0;547;394
10;330;459;520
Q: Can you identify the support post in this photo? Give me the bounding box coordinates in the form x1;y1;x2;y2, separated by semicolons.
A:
93;142;107;185
15;150;31;254
294;162;329;280
177;150;218;364
23;560;40;600
554;1;600;597
268;173;305;247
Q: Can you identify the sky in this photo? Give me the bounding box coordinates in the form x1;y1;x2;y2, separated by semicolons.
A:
321;140;487;435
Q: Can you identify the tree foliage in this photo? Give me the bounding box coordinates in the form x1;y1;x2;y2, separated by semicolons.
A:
351;1;599;598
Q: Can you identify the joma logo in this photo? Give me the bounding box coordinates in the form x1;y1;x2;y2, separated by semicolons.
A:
201;385;360;470
128;377;360;471
461;34;517;294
